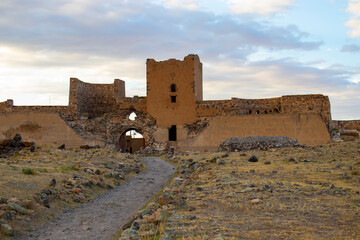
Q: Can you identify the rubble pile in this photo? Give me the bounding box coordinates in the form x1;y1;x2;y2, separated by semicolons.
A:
0;134;35;157
219;136;303;152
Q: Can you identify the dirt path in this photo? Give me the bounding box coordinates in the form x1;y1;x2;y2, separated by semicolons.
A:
16;157;175;240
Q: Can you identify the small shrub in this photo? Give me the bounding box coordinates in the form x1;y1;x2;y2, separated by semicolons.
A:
351;169;359;176
60;165;79;172
11;152;22;159
22;168;36;175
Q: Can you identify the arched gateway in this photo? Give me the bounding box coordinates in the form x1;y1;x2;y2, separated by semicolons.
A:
119;128;145;153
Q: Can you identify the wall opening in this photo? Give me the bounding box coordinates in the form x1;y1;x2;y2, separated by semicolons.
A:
169;125;177;141
119;129;145;153
129;112;137;121
256;110;260;114
171;96;177;103
249;110;252;114
170;84;176;92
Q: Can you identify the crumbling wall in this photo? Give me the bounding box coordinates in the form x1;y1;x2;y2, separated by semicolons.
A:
0;99;13;112
117;97;147;112
0;112;87;147
280;95;331;129
332;120;360;131
69;78;125;118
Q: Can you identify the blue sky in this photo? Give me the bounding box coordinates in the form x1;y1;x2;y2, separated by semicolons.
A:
0;0;359;119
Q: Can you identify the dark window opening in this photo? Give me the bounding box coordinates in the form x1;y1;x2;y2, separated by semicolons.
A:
249;110;252;114
170;84;176;92
265;110;268;114
256;110;260;114
274;109;279;113
169;125;177;141
171;96;177;103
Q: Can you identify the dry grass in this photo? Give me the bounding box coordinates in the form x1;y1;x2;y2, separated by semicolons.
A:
0;145;140;237
164;141;360;239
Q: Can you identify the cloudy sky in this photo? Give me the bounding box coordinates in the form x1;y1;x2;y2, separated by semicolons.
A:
0;0;359;120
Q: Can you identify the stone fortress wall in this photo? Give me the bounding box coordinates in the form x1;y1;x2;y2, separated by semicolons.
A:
69;78;125;118
196;94;331;129
0;54;349;151
332;120;360;131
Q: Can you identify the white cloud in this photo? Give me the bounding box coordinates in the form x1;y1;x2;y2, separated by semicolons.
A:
160;0;199;10
227;0;294;15
58;0;96;16
346;0;360;38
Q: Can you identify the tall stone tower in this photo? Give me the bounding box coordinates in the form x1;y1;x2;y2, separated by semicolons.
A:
146;54;203;129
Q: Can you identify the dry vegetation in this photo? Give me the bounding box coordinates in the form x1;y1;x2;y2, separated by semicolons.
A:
162;142;360;239
0;145;142;238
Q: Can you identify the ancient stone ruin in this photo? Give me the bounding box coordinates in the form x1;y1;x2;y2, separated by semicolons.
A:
0;54;343;152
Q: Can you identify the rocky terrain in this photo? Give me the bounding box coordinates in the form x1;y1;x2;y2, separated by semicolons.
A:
155;141;360;239
1;133;360;240
0;135;143;239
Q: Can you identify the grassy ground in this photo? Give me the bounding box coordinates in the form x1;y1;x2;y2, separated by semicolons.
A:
164;141;360;239
0;145;141;238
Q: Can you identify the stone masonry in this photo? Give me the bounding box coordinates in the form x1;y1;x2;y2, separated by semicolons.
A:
0;54;339;151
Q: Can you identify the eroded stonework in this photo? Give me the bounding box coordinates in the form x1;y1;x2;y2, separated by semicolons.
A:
0;54;336;151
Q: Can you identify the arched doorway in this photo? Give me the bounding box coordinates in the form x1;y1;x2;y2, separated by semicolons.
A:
119;128;146;153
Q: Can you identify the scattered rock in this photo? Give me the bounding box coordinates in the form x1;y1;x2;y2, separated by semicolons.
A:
159;193;172;206
0;198;7;205
248;156;259;163
58;144;66;150
0;210;5;219
49;178;56;187
251;199;261;204
13;133;22;142
216;159;225;165
0;223;14;236
188;215;196;220
264;161;271;165
30;145;35;152
43;199;50;208
7;202;29;214
5;212;14;220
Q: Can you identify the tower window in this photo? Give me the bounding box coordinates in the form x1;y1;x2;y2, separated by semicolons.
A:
169;125;177;141
171;96;177;103
170;84;176;92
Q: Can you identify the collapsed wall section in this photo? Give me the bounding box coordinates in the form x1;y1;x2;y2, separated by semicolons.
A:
69;78;125;118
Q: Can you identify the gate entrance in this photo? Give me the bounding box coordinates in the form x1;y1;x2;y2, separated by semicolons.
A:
119;129;145;153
